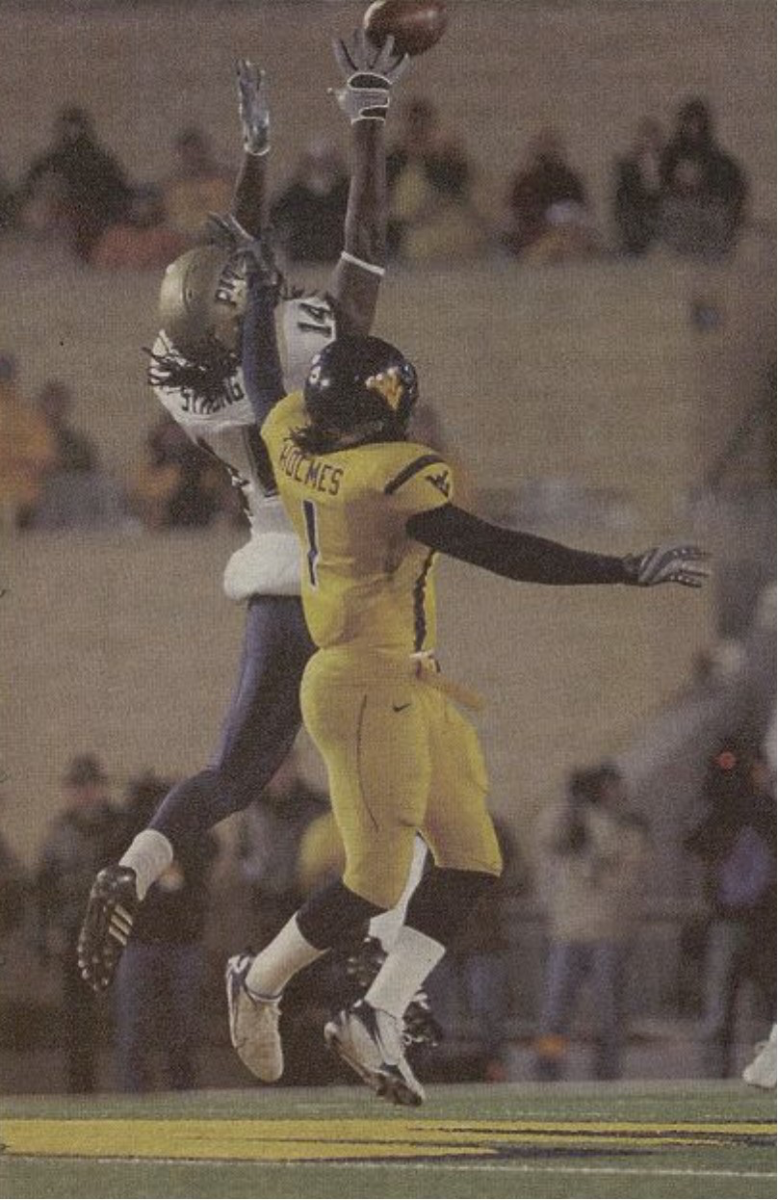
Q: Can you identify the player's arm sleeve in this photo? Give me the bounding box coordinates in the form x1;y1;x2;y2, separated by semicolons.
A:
405;503;631;585
329;121;387;336
241;269;286;427
232;153;268;238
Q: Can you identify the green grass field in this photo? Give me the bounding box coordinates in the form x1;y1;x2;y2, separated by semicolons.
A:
1;1081;775;1199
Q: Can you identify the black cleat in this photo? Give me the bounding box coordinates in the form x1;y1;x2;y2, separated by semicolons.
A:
345;935;386;988
404;992;444;1049
77;865;139;993
346;935;444;1048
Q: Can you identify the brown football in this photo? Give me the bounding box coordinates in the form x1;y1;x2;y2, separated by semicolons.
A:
363;0;448;58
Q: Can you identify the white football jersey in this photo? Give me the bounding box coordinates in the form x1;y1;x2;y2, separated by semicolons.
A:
150;293;336;601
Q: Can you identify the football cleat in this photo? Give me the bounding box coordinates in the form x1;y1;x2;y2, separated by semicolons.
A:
346;935;444;1048
324;999;426;1107
77;865;139;993
742;1025;777;1090
225;953;283;1082
345;934;387;989
403;991;444;1049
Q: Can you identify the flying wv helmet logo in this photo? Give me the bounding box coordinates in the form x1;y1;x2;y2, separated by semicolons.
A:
366;368;404;412
425;467;451;498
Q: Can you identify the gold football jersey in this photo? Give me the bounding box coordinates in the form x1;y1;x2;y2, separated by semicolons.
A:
262;392;454;654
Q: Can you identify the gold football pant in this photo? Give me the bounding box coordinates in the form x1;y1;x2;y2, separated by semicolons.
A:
300;648;502;909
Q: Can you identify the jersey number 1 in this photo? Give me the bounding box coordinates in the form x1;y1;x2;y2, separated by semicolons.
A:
302;499;319;588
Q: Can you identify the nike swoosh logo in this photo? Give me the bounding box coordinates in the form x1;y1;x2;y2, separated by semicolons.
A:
392;703;411;713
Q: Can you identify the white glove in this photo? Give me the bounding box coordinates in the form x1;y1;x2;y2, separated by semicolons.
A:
623;545;710;588
331;28;409;124
236;58;270;156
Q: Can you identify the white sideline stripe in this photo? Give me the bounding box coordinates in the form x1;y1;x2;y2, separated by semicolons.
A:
7;1156;776;1179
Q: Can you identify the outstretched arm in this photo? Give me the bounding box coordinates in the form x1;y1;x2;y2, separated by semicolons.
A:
406;503;709;588
241;248;286;428
327;31;409;335
231;58;271;237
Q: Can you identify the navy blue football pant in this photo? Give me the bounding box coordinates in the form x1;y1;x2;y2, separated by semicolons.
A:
149;595;315;856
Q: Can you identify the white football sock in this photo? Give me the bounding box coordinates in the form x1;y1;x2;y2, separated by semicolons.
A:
369;836;428;951
246;915;324;997
119;830;173;900
364;926;445;1020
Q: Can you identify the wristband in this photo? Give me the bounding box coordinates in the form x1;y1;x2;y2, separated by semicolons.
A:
340;250;386;277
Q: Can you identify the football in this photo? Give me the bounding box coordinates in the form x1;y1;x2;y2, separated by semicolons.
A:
363;0;448;58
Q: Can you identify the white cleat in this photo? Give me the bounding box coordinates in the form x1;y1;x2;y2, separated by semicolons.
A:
742;1024;777;1089
225;953;283;1082
324;999;426;1107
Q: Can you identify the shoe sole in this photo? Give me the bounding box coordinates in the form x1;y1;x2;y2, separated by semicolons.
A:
324;1023;423;1108
78;896;135;992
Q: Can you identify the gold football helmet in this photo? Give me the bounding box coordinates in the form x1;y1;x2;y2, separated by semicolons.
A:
158;245;247;361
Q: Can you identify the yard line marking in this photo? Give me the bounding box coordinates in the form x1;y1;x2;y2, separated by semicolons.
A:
5;1155;776;1180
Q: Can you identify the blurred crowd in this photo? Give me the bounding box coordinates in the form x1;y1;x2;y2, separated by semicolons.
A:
0;356;463;534
0;92;754;536
0;719;773;1093
0;350;263;535
0;94;749;269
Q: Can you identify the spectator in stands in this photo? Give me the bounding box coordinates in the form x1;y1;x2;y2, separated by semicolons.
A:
36;379;97;474
533;763;650;1081
386;96;490;261
90;185;187;270
31;379;129;531
161;126;233;244
613;118;665;256
237;753;329;948
505;128;598;262
684;736;776;1077
114;772;218;1092
0;354;56;531
659;97;747;258
19;105;132;261
130;414;226;530
35;754;124;1092
0;804;28;944
0;160;17;234
270;138;350;264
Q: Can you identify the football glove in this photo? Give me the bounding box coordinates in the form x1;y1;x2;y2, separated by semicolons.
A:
623;544;710;588
204;214;282;289
331;28;409;124
236;58;270;156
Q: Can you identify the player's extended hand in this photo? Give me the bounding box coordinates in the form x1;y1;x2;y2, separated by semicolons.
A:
623;545;710;588
204;212;280;289
330;28;410;124
236;58;270;156
237;230;281;289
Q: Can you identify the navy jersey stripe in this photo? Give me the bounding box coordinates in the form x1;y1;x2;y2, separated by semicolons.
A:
384;454;445;496
413;549;436;652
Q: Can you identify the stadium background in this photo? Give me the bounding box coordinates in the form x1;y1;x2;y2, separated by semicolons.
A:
0;0;775;1089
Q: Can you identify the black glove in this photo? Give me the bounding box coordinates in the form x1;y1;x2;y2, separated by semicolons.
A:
623;545;710;588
